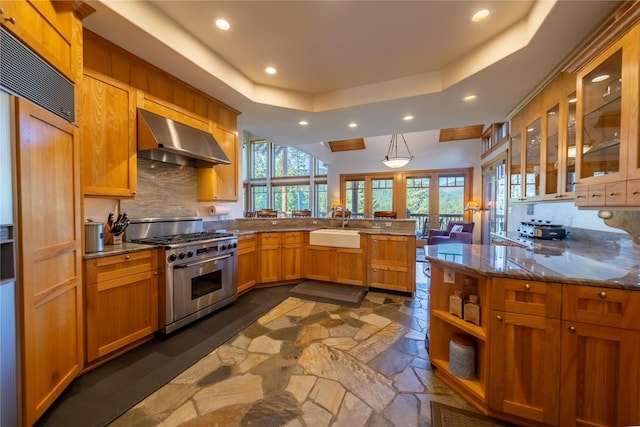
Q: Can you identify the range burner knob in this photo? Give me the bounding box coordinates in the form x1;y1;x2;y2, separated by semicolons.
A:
220;244;227;250
168;254;177;262
178;252;186;259
232;242;238;248
187;251;194;258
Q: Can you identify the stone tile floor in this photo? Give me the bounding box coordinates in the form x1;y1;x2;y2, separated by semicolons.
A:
109;264;478;426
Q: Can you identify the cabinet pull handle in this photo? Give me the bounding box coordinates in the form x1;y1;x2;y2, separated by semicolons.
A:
591;193;601;197
633;191;640;195
609;192;619;196
524;283;531;290
576;195;585;199
496;315;503;321
568;326;576;333
599;291;607;299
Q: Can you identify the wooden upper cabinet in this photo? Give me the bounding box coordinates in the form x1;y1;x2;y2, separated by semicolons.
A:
0;0;80;82
198;125;238;201
81;70;137;197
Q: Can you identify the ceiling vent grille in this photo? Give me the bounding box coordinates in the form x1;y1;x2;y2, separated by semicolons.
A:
0;27;75;123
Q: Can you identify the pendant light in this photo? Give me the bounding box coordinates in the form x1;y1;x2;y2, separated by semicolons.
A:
383;133;413;168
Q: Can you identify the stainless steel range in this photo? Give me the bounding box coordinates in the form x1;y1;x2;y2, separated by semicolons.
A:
126;218;238;334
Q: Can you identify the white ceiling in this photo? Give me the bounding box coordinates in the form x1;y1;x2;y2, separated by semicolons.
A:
83;1;622;162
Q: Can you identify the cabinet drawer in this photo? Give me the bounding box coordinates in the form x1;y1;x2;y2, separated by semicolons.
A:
493;278;561;318
605;181;626;206
626;178;640;206
238;234;256;251
574;185;588;206
259;233;281;246
563;285;640;330
86;250;156;285
587;184;606;206
281;231;302;244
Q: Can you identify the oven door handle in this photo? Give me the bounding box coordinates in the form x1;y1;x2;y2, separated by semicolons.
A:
173;254;233;269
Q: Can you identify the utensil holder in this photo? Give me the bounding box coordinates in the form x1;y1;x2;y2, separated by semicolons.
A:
104;226;123;245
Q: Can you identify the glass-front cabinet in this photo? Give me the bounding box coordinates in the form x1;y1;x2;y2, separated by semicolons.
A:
574;24;640;207
509;72;577;203
525;118;541;200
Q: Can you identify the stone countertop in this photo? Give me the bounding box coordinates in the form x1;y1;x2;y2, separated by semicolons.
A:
235;227;416;236
424;237;640;289
83;242;157;260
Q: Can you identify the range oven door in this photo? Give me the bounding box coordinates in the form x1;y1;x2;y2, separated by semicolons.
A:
172;253;237;321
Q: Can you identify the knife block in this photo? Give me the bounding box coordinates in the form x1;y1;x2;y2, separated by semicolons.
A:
104;226;123;245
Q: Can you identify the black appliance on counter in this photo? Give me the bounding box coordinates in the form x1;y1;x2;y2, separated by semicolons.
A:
518;220;567;240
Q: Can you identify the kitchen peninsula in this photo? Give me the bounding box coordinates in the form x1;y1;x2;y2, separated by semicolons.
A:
425;236;640;427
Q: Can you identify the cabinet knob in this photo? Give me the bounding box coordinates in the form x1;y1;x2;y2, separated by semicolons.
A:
0;7;3;14
153;271;158;276
568;326;576;333
372;240;377;243
4;16;16;24
496;315;503;321
524;283;531;290
373;268;378;272
132;191;137;195
125;255;130;261
599;291;607;299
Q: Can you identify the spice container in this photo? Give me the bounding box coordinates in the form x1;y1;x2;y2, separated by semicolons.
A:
449;290;463;318
464;295;481;326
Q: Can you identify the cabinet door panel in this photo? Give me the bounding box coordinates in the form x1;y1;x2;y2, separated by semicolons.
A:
281;245;302;281
489;311;560;425
303;245;333;282
560;322;640;426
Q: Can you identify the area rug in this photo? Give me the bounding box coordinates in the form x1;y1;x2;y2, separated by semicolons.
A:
431;401;515;427
289;280;367;307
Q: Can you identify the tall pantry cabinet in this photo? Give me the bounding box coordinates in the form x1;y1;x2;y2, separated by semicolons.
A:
1;1;86;425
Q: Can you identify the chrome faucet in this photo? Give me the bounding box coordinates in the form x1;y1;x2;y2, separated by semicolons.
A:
334;204;349;228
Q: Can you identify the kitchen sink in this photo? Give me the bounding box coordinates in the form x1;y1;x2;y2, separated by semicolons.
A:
309;228;361;248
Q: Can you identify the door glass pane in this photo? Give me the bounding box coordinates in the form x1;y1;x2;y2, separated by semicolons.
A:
525;118;541;198
316;159;328;176
344;180;364;218
545;104;560;195
272;184;310;214
315;183;327;217
406;177;430;236
567;93;577;192
510;132;522;200
438;176;464;229
371;178;393;213
581;49;621;178
251;185;267;210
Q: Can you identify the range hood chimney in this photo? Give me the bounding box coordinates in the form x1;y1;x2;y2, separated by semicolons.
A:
137;109;231;167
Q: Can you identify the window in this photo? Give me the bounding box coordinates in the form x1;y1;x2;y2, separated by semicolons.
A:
438;175;465;229
272;184;310;213
272;145;310;177
406;177;430;235
244;139;326;216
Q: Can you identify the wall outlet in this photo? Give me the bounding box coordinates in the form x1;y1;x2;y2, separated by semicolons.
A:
444;268;455;284
312;220;318;225
271;221;277;225
385;222;392;227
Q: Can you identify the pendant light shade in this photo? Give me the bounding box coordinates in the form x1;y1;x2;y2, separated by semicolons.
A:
383;133;413;168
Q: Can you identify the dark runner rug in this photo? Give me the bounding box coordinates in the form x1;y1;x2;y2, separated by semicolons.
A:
35;285;294;427
431;401;516;427
290;280;367;307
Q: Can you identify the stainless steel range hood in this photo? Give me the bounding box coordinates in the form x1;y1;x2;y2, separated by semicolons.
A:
137;109;231;167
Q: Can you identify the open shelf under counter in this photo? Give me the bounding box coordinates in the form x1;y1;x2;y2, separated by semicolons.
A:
431;309;486;340
430;358;487;404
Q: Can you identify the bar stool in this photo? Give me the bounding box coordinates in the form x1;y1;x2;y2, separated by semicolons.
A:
257;209;277;218
291;209;311;217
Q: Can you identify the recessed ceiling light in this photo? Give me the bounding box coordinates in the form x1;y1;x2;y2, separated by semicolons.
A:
403;115;414;121
265;66;277;75
298;120;308;126
463;94;477;102
471;9;490;23
591;74;609;83
348;122;358;128
215;18;230;31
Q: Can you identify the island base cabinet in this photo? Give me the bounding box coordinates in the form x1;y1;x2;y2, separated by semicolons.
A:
237;235;257;293
559;322;640;427
489;311;560;426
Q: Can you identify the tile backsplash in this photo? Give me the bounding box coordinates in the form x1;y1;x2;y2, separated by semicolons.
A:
121;158;198;219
